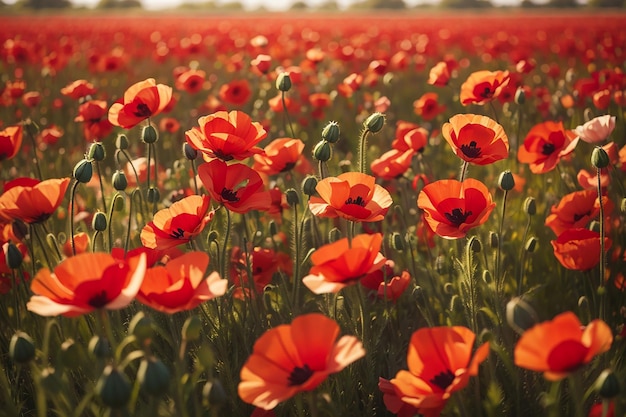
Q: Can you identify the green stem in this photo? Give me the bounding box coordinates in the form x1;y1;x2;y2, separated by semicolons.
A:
25;125;43;180
69;180;80;256
568;375;585;417
358;128;371;174
496;189;508;297
106;192;123;252
597;166;606;321
291;202;302;311
220;207;231;282
459;160;469;182
95;160;107;213
307;391;318;417
281;91;296;138
190;158;199;195
517;215;532;295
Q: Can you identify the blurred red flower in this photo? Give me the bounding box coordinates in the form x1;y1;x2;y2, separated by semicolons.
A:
61;79;97;100
0;125;22;161
371;149;415;180
544;189;612;236
413;92;446;121
230;246;292;297
517;121;578;174
252;138;306;176
460;70;510;106
551;228;612;271
0;177;70;224
442;114;508;165
427;61;451;87
175;68;206;94
108;78;173;129
219;79;251;106
75;99;114;141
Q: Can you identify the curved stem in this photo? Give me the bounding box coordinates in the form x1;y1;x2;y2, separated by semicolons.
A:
190;158;199;195
358;128;371;174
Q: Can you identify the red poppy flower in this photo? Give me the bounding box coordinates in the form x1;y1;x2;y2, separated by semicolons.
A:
136;251;227;313
551;228;612;271
230;246;293;297
251;54;272;75
0;125;22;161
75;100;114;141
390;326;490;416
219;79;251;106
393;126;428;153
175;68;206;94
361;261;411;302
61;79;97;100
22;91;41;108
544;189;612;236
140;195;213;250
588;401;615;417
108;78;173;129
371;149;415;180
185;110;267;162
198;159;272;214
442;114;509;165
428;61;451;87
27;252;147;317
460;70;510;106
62;232;90;257
417;178;495;239
39;125;63;146
577;168;610;190
302;233;386;294
379;378;421;417
252;138;306;176
514;311;612;381
309;172;393;223
238;313;365;410
517;121;578;174
413;92;446;121
0;177;70;224
159;117;181;134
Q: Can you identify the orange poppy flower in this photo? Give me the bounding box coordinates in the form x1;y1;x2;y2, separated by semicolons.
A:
62;232;90;257
230;246;293;297
140;195;213;250
308;172;393;223
551;228;612;271
26;252;147;317
185;110;267;161
0;177;70;224
198;159;272;214
390;326;490;416
371;149;415;180
361;261;411;302
22;91;41;108
393;126;428;153
544;189;612;237
108;78;173;129
159;117;181;134
417;178;495;239
60;79;97;100
302;233;386;294
0;125;23;161
219;79;251;106
428;61;451;87
577;168;610;190
460;70;510;106
251;54;272;75
174;68;206;94
442;114;509;165
238;313;365;410
514;311;612;381
252;138;306;176
39;125;63;146
413;92;446;121
379;378;421;417
517;121;578;174
136;251;227;313
75;100;114;141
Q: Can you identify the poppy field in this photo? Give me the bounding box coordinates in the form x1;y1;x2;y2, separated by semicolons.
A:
2;10;626;417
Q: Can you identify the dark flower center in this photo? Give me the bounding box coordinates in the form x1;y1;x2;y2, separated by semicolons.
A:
460;141;482;158
444;208;472;226
133;103;152;118
573;211;591;222
430;369;455;390
213;149;234;161
480;86;492;98
287;364;313;386
170;227;185;239
345;196;366;206
88;290;109;308
280;162;296;172
221;187;240;202
542;143;556;155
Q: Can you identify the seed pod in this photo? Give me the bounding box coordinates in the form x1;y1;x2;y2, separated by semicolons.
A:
506;297;538;335
276;72;292;92
321;121;340;144
88;142;106;161
115;134;129;150
10;331;35;364
73;159;93;183
364;112;385;133
138;357;170;396
141;125;158;144
96;365;132;409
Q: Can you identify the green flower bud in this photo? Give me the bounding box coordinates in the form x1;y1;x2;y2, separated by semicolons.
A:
89;335;112;359
141;125;158;144
5;242;23;269
73;159;93;183
183;143;198;160
506;297;538;335
482;270;492;284
514;87;525;105
112;170;128;191
96;365;132;409
92;212;108;232
479;329;493;343
203;379;228;407
268;220;278;237
489;231;499;249
114;195;125;212
524;236;538;253
467;236;482;253
182;315;202;342
146;187;160;204
88;142;106;161
301;175;318;197
435;255;447;275
312;140;332;162
115;134;129;150
321;121;340;144
523;197;536;216
591;146;610;169
498;170;515;191
128;312;154;345
328;227;341;242
10;331;36;364
364;112;385;133
338;159;352;173
390;232;405;251
207;230;219;243
621;197;626;213
595;369;620;399
285;188;300;207
138;357;170;396
276;72;292;92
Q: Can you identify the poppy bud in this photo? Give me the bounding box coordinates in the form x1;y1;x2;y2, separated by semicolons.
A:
116;134;129;150
90;213;107;233
96;365;132;409
321;121;340;144
498;170;515;191
112;170;128;191
482;270;492;284
479;329;493;343
88;142;106;161
506;296;538;335
524;236;538;253
207;230;219;243
301;175;318;197
594;369;620;399
114;196;125;212
467;236;482;253
146;187;160;204
328;227;341;242
73;159;93;183
196;344;215;370
89;335;112;359
10;331;36;364
183;142;198;160
514;87;525;105
489;232;499;249
390;232;405;251
443;282;454;294
268;220;278;237
141;125;158;144
364;112;385;133
583;108;594;122
128;311;154;345
5;242;23;269
182;315;202;342
312;140;332;162
202;379;228;407
621;198;626;213
523;197;536;216
285;188;300;207
276;72;292;92
138;357;170;396
591;146;610;169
